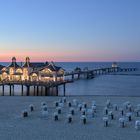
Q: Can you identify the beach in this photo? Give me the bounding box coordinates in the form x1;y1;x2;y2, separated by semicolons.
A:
0;96;140;140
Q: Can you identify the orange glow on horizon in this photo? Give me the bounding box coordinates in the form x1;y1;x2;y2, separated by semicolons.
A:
0;41;138;62
0;55;124;62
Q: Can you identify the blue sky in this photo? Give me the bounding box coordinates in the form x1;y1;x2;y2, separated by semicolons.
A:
0;0;140;62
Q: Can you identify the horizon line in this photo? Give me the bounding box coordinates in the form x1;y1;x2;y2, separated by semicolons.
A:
0;61;140;63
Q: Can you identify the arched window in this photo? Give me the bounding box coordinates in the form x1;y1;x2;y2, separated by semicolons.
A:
9;68;14;74
16;68;23;73
31;73;38;81
32;73;38;77
41;68;52;75
23;68;28;75
2;72;8;80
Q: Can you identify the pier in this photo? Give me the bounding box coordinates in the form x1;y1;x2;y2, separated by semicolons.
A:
0;66;138;96
0;80;72;96
64;67;138;80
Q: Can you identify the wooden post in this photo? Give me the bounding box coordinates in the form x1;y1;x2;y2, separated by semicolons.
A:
12;85;14;96
103;69;104;74
49;87;51;96
72;74;74;80
2;85;4;96
9;85;12;96
41;86;43;96
21;84;23;96
63;84;66;96
78;73;80;79
45;87;48;96
37;86;39;96
26;86;30;96
56;86;58;96
34;86;36;96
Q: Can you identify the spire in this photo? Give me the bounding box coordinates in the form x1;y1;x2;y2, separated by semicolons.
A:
12;57;16;63
12;57;16;68
8;57;20;68
26;57;30;63
26;57;30;67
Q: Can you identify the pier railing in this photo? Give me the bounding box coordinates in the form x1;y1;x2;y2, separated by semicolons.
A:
64;67;138;80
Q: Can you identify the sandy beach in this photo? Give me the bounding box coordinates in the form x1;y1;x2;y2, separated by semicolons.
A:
0;96;140;140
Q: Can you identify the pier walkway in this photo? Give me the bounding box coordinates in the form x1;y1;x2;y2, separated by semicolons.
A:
64;67;138;80
0;67;138;96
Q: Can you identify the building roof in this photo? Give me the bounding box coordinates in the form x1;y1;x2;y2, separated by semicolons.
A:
6;59;64;73
22;62;49;68
31;62;48;68
39;63;63;72
8;62;21;68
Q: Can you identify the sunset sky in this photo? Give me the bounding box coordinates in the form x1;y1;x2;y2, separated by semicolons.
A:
0;0;140;62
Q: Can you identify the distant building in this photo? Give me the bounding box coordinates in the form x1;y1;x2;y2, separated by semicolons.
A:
0;57;65;82
112;62;118;68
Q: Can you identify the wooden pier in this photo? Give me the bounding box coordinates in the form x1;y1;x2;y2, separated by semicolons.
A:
0;80;72;96
0;67;138;96
64;67;138;80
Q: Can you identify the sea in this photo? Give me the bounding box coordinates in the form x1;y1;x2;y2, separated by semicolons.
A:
0;62;140;96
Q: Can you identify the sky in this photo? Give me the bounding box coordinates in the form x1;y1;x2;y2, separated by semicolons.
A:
0;0;140;62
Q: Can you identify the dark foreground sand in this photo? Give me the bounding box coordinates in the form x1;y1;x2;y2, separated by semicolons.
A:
0;96;140;140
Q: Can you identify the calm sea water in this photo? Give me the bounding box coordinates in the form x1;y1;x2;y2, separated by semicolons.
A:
0;62;140;96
